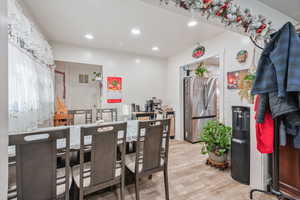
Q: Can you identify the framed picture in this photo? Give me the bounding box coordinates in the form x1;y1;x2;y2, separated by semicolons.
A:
107;77;123;103
227;69;249;89
236;50;248;63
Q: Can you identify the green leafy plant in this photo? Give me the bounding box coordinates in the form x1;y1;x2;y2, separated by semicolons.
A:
200;120;232;156
243;74;256;81
92;72;102;81
195;62;208;77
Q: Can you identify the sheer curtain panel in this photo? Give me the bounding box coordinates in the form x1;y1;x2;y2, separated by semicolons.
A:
8;43;54;132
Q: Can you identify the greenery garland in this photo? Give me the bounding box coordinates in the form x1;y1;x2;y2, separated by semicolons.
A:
160;0;274;41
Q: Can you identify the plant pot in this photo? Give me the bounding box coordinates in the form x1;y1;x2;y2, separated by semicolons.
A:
208;152;227;163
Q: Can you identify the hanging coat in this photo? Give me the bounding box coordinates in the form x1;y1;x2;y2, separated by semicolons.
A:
251;22;300;98
254;95;274;154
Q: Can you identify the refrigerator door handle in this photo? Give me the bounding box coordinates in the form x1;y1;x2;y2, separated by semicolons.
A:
192;115;216;120
202;83;207;110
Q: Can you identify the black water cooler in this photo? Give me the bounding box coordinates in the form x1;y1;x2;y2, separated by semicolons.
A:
231;106;250;185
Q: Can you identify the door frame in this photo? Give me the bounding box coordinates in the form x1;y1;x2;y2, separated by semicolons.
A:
179;52;225;141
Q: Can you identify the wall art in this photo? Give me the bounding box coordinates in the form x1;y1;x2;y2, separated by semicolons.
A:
193;45;206;58
227;69;248;89
107;77;123;103
236;50;248;63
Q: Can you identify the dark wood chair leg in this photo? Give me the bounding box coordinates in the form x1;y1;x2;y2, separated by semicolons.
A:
148;175;153;180
164;168;170;200
120;181;125;200
135;177;140;200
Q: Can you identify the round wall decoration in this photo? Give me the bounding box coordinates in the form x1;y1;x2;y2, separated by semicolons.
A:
236;50;248;63
192;46;206;59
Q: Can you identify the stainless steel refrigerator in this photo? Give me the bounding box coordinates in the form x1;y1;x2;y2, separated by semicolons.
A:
184;76;218;143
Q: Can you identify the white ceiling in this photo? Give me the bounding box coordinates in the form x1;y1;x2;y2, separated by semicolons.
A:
257;0;300;22
22;0;225;58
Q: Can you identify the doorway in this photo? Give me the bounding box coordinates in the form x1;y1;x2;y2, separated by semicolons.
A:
182;55;222;143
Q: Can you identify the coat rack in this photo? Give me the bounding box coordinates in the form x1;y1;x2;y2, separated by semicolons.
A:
249;23;300;200
249;36;264;50
250;118;296;200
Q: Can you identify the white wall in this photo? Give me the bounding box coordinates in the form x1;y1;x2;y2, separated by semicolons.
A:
0;0;8;198
165;0;297;189
52;43;168;113
166;30;267;190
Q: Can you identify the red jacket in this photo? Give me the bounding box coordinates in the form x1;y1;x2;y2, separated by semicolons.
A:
254;95;274;154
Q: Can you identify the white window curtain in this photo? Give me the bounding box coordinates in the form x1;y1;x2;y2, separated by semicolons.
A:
9;43;55;132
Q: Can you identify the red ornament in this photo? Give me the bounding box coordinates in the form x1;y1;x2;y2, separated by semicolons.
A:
202;0;213;9
260;24;267;30
256;28;263;33
236;16;241;22
216;2;229;17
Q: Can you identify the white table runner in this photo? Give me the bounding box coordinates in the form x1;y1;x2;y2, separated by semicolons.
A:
8;120;138;157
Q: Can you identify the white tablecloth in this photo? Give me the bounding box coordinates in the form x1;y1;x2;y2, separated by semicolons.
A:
8;120;138;157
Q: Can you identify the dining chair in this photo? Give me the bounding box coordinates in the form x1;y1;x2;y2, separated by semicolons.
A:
96;108;118;122
72;122;127;200
125;119;171;200
69;109;93;125
8;128;71;200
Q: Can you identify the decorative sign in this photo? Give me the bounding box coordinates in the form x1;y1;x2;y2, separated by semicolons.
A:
236;50;248;63
192;46;206;58
107;77;122;103
227;69;249;89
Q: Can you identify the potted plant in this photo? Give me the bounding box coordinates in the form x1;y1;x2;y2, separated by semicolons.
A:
195;62;208;77
92;72;102;81
200;120;232;164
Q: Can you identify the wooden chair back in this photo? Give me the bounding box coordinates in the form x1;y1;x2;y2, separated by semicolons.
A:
8;128;70;200
136;119;170;174
69;109;92;124
96;108;118;122
79;122;127;196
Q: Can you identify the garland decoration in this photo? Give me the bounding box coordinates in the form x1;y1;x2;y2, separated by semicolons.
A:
160;0;275;40
8;0;54;66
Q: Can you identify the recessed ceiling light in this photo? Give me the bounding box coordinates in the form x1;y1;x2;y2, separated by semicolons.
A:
85;34;94;40
187;20;198;27
152;46;159;51
135;59;141;63
131;28;141;35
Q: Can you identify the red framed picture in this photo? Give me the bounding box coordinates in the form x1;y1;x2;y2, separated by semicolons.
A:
107;77;122;103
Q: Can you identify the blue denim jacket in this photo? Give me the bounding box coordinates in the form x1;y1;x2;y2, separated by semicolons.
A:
252;22;300;97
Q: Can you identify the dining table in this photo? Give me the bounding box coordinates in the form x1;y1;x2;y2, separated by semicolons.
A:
8;120;139;158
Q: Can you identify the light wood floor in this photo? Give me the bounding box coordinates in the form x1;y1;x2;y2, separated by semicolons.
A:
86;140;275;200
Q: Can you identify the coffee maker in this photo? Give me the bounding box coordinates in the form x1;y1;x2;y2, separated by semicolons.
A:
145;97;162;112
145;99;154;112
